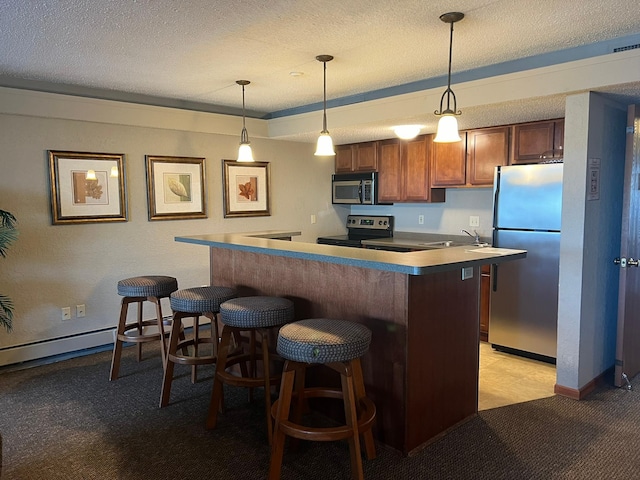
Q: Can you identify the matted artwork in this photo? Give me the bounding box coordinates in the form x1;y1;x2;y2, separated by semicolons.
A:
222;160;271;218
146;155;207;221
48;150;127;224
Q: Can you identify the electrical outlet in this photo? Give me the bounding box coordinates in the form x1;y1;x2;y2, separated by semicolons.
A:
461;267;474;280
61;307;71;321
418;215;424;225
469;215;480;227
310;214;317;224
76;304;86;318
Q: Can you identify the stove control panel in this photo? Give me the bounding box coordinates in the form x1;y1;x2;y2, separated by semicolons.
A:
346;215;394;231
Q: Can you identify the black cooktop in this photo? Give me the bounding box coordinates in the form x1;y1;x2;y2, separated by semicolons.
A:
316;215;394;248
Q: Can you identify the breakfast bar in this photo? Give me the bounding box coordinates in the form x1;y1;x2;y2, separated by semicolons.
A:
176;231;525;455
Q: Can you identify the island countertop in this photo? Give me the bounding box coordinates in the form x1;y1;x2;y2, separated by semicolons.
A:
176;229;527;454
175;230;525;276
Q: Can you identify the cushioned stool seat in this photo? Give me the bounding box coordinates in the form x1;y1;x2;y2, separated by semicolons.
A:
207;296;294;443
160;285;237;407
109;275;178;381
269;319;377;480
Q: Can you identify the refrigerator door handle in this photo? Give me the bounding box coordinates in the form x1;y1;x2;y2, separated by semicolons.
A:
492;263;498;292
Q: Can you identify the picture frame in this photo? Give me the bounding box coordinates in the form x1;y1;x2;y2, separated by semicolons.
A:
222;160;271;218
145;155;207;221
48;150;127;225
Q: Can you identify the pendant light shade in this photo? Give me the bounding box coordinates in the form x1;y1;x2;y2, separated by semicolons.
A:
314;55;336;156
434;12;464;143
236;80;254;162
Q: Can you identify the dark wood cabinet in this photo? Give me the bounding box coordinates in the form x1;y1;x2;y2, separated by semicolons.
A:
480;264;490;342
378;136;445;203
467;127;510;186
430;134;467;187
334;141;378;173
431;126;509;187
511;119;564;164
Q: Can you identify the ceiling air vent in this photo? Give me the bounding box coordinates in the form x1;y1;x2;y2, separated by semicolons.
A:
614;44;640;53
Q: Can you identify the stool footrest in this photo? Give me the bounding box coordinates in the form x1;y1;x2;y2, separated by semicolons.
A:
168;353;217;366
271;388;376;442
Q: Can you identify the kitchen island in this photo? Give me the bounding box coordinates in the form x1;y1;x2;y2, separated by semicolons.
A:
176;231;525;455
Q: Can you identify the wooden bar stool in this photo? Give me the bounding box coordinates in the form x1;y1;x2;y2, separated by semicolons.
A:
269;318;376;480
206;296;294;443
159;285;237;407
109;275;178;381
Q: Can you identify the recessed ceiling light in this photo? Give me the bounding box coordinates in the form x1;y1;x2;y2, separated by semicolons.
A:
393;125;423;140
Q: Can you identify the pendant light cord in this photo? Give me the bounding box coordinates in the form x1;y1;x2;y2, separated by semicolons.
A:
241;83;249;143
322;60;328;133
445;20;454;112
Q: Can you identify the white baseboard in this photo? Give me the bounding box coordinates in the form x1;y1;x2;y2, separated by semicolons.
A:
0;329;116;367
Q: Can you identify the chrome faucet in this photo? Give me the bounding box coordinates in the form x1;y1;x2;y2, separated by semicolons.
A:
461;229;481;245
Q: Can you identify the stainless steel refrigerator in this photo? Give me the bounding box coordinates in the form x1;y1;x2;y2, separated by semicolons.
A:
489;163;563;360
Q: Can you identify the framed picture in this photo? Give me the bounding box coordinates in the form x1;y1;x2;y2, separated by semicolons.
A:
145;155;207;221
48;150;127;225
222;160;271;218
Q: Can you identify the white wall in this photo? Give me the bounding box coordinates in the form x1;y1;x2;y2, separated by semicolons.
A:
0;89;345;365
556;92;626;390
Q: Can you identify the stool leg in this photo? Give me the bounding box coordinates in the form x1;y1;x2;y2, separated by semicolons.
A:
150;296;168;371
159;311;184;407
191;315;200;384
109;297;132;381
136;300;144;362
352;358;376;460
288;362;307;452
206;324;233;429
260;330;273;444
268;360;296;480
341;361;364;480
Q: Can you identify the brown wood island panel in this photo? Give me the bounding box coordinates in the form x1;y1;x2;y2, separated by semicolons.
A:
209;247;481;455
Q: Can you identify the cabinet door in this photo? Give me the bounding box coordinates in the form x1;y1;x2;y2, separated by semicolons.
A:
354;141;378;171
431;135;467;186
467;127;509;186
334;144;355;173
511;121;554;164
378;139;403;202
404;135;431;202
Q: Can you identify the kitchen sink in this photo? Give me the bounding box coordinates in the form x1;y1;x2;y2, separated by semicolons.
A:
418;240;459;248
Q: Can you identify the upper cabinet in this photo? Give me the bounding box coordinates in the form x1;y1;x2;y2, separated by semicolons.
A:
334;118;563;193
431;126;509;188
511;119;564;164
430;134;467;187
467;127;510;185
378;136;445;203
334;141;378;173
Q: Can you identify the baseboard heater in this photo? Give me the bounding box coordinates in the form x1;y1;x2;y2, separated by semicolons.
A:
0;327;117;368
0;317;209;368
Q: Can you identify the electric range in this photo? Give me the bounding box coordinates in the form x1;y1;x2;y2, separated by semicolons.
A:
316;215;394;248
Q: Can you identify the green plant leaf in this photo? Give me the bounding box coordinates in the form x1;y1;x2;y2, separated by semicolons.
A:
0;295;13;332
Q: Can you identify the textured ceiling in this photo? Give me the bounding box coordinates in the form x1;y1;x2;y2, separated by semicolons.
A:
1;0;640;144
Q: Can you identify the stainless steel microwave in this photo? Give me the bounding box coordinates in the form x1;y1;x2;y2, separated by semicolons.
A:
332;172;379;205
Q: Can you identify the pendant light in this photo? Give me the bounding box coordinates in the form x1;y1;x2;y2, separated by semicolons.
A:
314;55;336;156
236;80;254;162
434;12;464;143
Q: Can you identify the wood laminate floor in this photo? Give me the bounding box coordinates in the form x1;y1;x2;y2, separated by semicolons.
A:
478;341;557;411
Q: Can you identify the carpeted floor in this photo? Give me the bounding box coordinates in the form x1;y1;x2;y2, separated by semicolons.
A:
1;345;639;479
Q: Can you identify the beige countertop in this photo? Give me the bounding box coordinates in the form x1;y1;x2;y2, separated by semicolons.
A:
176;230;524;276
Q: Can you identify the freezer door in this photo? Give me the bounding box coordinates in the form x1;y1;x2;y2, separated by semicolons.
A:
493;163;563;231
489;230;560;358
